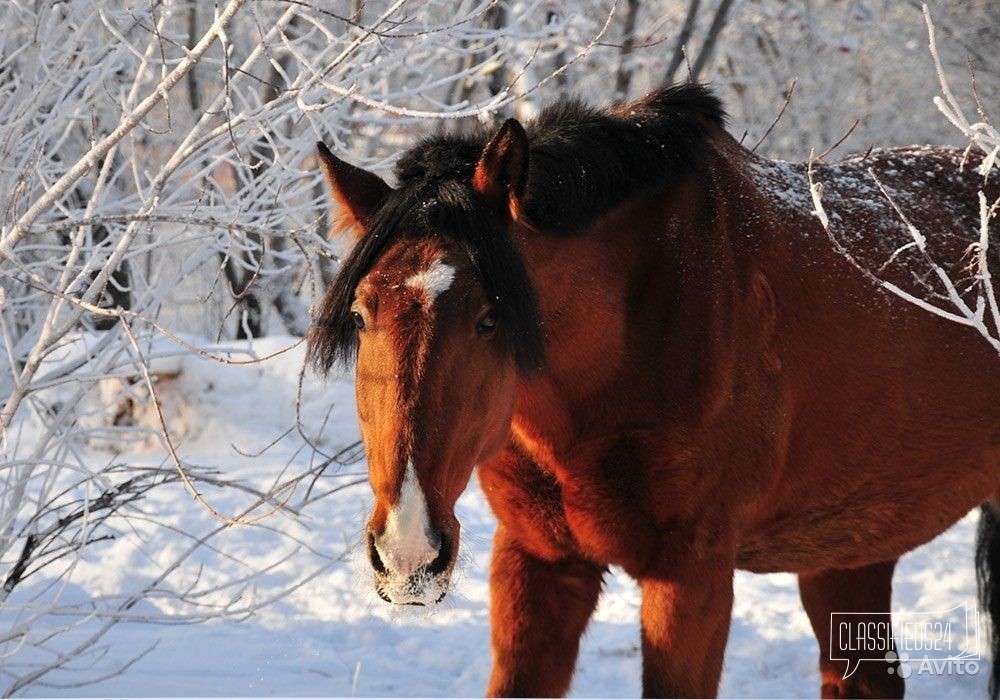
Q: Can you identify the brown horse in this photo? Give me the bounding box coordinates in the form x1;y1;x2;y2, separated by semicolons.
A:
308;84;1000;698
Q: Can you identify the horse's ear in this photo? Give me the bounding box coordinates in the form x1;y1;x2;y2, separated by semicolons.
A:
473;118;529;220
316;142;391;239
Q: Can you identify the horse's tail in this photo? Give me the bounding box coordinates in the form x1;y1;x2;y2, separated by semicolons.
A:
977;502;1000;700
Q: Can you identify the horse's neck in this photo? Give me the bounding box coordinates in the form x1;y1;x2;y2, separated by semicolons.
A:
508;161;741;460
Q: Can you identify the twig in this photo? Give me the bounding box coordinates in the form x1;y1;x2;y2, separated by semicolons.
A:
0;0;249;261
751;78;796;153
121;320;296;525
816;117;860;162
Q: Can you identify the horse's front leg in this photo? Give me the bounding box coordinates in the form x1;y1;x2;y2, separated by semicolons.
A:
486;523;604;698
640;558;735;698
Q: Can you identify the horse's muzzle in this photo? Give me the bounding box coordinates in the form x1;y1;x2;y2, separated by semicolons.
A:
368;529;455;605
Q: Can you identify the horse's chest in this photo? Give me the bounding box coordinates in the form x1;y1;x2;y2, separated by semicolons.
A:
486;446;681;573
487;427;736;575
557;484;662;572
482;459;658;568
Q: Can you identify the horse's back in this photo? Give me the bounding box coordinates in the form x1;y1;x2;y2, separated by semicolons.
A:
737;145;1000;572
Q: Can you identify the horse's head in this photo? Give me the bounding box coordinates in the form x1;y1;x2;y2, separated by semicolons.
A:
309;121;544;605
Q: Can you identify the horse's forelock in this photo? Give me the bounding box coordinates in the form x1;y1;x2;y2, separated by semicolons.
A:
307;181;546;376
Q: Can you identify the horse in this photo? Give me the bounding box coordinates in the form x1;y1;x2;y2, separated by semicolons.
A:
307;84;1000;698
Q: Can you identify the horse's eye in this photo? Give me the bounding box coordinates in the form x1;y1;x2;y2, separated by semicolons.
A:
351;311;366;330
476;310;497;336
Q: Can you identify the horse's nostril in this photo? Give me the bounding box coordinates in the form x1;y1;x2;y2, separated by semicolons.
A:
426;531;453;576
367;530;388;575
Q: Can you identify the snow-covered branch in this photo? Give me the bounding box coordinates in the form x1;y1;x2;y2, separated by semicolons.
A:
0;0;621;691
807;8;998;354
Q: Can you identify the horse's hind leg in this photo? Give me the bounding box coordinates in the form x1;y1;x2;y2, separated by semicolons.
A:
799;560;904;699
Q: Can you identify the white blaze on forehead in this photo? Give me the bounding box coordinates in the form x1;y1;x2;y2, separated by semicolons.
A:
405;257;455;303
376;459;437;576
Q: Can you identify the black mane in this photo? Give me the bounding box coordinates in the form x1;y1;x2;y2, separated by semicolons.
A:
308;84;725;374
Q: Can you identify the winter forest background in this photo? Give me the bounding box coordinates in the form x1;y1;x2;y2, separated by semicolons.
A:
0;0;998;696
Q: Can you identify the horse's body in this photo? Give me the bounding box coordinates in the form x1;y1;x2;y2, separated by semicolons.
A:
490;140;1000;572
734;147;998;574
310;85;1000;698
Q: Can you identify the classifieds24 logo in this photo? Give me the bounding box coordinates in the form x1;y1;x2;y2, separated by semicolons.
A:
830;603;981;679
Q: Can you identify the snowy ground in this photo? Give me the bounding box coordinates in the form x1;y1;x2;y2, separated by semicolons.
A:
6;336;990;698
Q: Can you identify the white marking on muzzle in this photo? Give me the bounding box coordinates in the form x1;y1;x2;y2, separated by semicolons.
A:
376;460;437;576
405;258;455;303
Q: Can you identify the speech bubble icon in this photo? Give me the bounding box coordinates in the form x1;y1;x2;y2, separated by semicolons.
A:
829;612;895;680
842;657;863;680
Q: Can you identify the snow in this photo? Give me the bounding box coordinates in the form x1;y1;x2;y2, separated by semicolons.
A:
5;336;990;697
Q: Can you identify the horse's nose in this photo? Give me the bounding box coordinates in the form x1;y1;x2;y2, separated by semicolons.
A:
367;527;452;578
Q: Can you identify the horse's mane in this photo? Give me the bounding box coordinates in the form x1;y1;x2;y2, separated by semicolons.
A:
308;84;725;374
397;83;725;235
